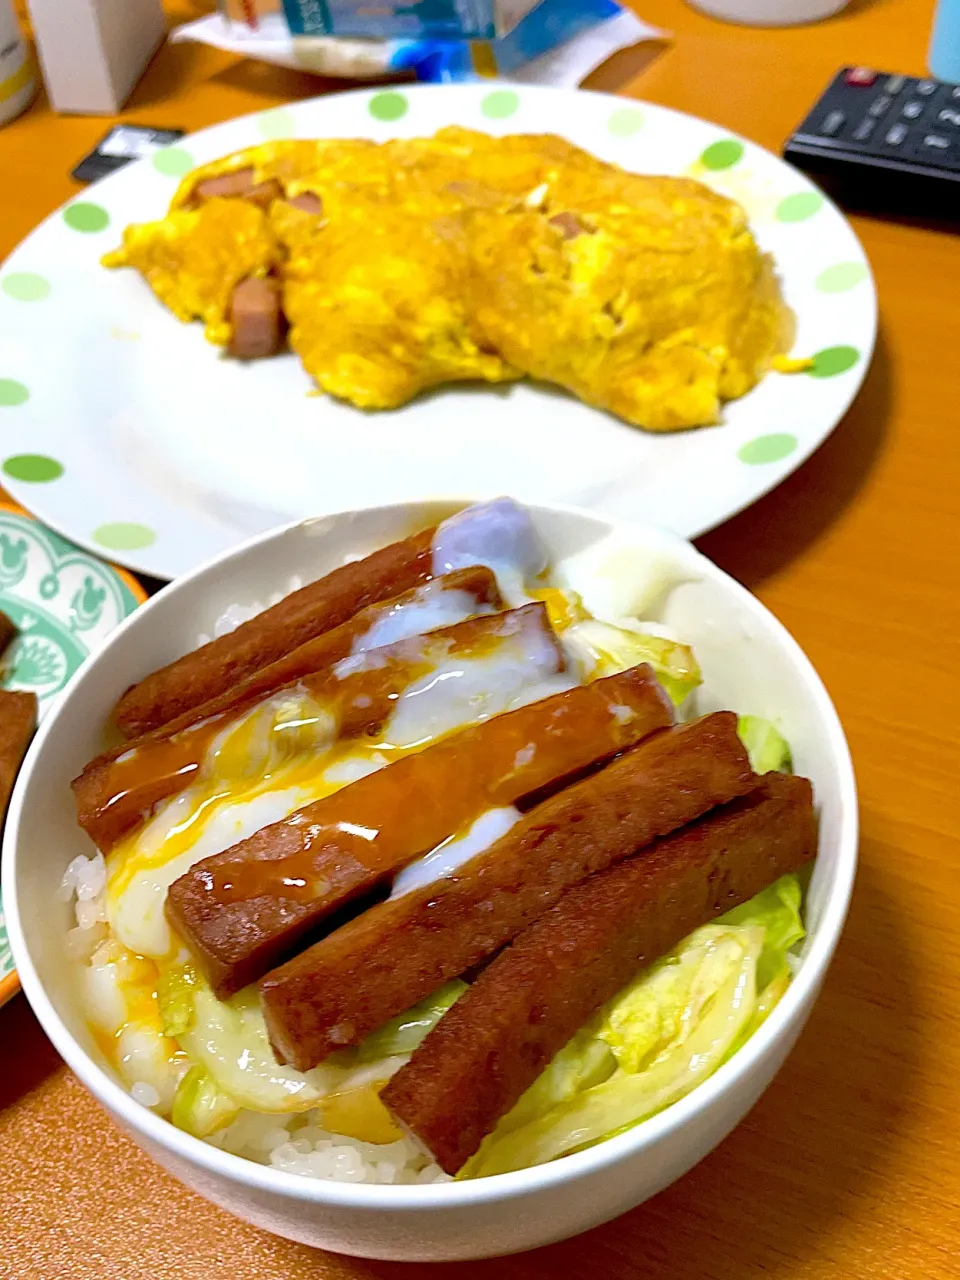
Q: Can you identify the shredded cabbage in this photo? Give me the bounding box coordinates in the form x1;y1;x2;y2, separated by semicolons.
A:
164;967;467;1138
563;618;701;705
461;874;804;1178
171;1064;240;1138
737;715;792;774
721;873;805;991
156;961;199;1038
177;984;340;1113
357;980;467;1063
525;586;700;706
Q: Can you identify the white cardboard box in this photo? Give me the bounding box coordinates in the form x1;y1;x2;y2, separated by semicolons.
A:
27;0;166;114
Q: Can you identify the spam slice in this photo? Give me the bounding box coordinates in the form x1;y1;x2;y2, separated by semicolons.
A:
168;663;671;997
260;711;756;1072
112;524;437;736
73;566;500;850
381;771;816;1173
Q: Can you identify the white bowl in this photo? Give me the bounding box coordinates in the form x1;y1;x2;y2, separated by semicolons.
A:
3;500;858;1262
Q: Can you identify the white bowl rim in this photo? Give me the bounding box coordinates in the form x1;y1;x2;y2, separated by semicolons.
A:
4;497;859;1212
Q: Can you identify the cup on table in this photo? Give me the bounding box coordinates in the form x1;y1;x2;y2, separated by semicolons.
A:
686;0;849;25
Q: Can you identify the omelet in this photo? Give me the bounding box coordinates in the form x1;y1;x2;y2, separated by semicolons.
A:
103;140;375;348
280;190;518;409
463;160;793;431
103;130;798;432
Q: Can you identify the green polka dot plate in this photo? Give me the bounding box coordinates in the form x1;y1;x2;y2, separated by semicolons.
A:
0;85;875;580
0;500;145;1005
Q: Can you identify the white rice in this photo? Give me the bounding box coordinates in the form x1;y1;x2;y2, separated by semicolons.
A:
60;853;109;960
58;852;107;904
207;1109;449;1185
61;853;449;1185
131;1081;161;1108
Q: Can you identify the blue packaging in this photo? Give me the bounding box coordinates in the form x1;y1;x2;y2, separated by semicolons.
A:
281;0;539;41
388;0;622;81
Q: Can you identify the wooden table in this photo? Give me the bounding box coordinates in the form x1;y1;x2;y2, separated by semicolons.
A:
2;1;959;1276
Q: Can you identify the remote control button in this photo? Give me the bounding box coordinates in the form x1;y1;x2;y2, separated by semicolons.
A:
916;80;937;96
820;110;845;136
901;100;924;120
921;133;951;150
852;118;877;142
884;124;908;146
952;86;960;100
884;75;906;94
868;94;893;118
845;67;877;86
937;107;960;127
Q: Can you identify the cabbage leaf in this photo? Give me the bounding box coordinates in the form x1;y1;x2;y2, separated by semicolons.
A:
564;619;701;705
737;714;792;775
171;1064;239;1138
357;980;467;1063
462;874;804;1178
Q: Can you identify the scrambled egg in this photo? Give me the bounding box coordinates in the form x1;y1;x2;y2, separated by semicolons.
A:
103;199;279;346
464;163;793;431
280;191;517;409
103;129;797;432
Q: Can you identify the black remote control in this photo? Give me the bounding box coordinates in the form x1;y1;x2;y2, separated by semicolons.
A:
783;67;960;220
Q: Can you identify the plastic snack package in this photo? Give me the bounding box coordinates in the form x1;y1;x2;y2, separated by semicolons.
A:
277;0;543;40
172;0;665;87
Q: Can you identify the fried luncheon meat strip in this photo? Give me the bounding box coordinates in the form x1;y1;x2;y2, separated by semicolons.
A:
260;713;755;1072
168;665;673;998
383;772;816;1173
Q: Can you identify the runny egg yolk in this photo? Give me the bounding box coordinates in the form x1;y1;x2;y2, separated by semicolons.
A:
318;1084;405;1145
528;588;588;633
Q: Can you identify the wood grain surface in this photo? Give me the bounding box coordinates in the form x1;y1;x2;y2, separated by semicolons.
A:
2;1;959;1276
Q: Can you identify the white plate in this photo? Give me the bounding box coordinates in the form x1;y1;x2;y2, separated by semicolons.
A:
0;84;876;580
